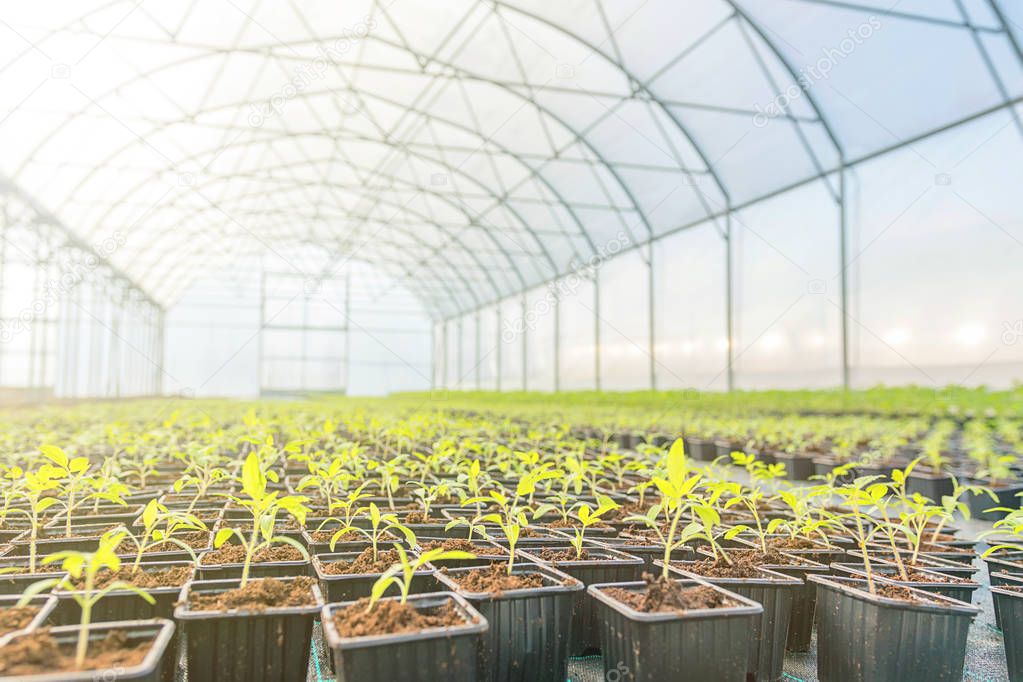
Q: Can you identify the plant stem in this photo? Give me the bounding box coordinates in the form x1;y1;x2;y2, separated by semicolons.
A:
75;573;94;668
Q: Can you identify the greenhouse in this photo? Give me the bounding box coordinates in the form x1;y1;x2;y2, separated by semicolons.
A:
0;1;1021;680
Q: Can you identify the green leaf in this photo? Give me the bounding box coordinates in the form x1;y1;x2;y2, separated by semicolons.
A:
141;499;160;529
40;445;68;469
666;438;685;489
241;451;266;501
214;528;234;548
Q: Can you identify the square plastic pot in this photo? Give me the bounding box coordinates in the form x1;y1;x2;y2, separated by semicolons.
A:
321;591;488;682
964;482;1023;521
0;619;175;682
51;561;195;682
174;577;323;682
991;583;1023;681
0;594;57;639
435;563;583;682
906;471;954;501
588;578;763;682
990;573;1023;630
665;563;801;682
773;452;815;481
810;575;980;682
830;562;980;603
196;551;310;581
518;545;643;655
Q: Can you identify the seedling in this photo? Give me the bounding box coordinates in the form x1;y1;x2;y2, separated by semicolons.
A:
20;530;155;669
367;545;476;609
216;451;311;587
567;496;619;558
329;502;416;561
117;499;207;572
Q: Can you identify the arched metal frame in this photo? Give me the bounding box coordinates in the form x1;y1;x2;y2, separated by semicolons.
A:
1;0;1021;396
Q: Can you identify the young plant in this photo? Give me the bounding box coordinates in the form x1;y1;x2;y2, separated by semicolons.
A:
329;502;416;561
173;447;231;512
367;545;476;609
38;445;110;538
567;496;619;559
215;451;311;587
117;499;207;572
19;530;155;669
625;439;705;577
833;475;888;594
7;467;61;572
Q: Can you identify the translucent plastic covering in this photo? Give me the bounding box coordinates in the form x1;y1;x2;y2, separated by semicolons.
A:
4;0;1023;395
2;0;1020;319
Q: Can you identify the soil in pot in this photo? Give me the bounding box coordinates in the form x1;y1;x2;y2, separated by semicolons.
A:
318;547;402;575
331;597;468;637
0;629;150;676
529;547;593;562
116;531;210;555
442;563;544;592
418;538;506;556
186;575;318;611
602;574;733;612
199;543;303;565
0;605;41;636
65;565;192;590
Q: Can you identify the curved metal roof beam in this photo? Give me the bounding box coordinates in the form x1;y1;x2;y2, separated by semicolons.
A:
75;129;563;297
126;170;525;304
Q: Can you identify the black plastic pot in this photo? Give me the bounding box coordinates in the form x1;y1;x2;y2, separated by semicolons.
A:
992;584;1023;682
0;619;175;682
906;470;954;501
52;561;195;682
174;577;323;682
685;437;717;462
519;545;643;655
321;592;488;681
590;537;695;573
436;563;582;682
0;594;57;639
774;452;814;481
964;482;1023;521
665;563;800;682
415;538;508;569
830;562;980;603
984;549;1023;581
810;575;979;682
588;578;763;682
753;552;829;653
312;551;440;604
196;551;310;581
990;573;1023;630
0;557;65;596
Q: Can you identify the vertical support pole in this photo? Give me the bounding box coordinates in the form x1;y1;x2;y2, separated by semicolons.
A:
457;316;463;390
440;321;448;389
520;293;527;391
474;310;481;389
257;271;266;397
156;308;165;396
495;303;502;392
344;270;352;395
593;273;601;391
839;168;850;390
725;213;735;392
553;286;561;393
648;243;656;390
430;323;437;391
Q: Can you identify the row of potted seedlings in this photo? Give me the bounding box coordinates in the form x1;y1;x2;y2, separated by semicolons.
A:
0;421;1018;681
